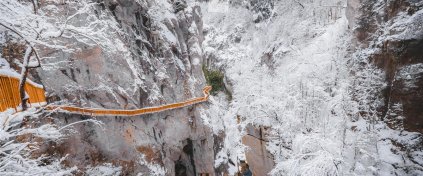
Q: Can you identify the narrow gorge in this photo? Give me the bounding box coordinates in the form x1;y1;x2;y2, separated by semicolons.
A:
0;0;422;175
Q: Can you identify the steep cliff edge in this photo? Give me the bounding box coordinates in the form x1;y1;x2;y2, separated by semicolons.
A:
347;0;423;133
1;0;219;175
346;0;423;174
43;0;217;175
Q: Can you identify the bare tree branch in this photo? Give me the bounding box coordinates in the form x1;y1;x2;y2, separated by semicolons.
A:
0;0;124;111
294;0;305;8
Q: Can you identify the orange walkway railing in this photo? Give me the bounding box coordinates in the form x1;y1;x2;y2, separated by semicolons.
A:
0;72;47;112
1;72;211;116
46;86;212;116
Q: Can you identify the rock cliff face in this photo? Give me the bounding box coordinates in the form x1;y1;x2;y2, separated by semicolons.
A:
346;0;423;174
32;0;216;175
347;0;423;133
242;125;274;176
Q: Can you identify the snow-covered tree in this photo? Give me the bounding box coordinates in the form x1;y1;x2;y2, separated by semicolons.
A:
0;109;102;175
0;1;117;174
0;0;120;110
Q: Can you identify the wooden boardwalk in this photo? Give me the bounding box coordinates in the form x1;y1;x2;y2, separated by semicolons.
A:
1;73;211;116
46;86;211;116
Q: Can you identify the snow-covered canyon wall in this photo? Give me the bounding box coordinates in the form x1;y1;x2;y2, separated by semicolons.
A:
41;0;217;175
201;0;422;175
1;0;219;175
345;0;423;174
1;0;422;175
348;0;423;133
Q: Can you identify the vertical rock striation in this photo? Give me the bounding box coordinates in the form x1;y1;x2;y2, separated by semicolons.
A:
32;0;216;175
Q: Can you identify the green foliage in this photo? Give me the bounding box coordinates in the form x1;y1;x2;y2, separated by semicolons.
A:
202;65;225;95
